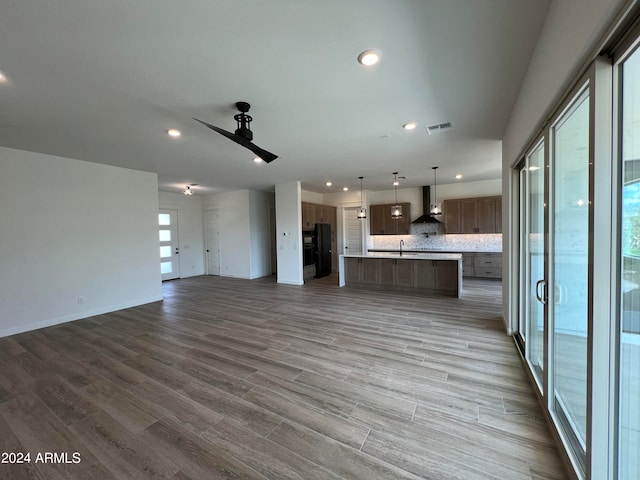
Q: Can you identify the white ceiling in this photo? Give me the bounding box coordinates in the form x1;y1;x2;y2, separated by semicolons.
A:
0;0;550;194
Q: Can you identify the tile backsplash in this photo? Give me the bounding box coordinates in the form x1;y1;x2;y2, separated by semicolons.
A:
371;223;502;252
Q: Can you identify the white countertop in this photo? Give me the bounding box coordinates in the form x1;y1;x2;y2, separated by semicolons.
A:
341;252;462;261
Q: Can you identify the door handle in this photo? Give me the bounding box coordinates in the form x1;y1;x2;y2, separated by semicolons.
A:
535;279;547;304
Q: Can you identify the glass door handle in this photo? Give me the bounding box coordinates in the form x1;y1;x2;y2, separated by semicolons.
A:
535;279;547;304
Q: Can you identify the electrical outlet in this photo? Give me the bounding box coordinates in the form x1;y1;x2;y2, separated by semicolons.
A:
77;297;85;304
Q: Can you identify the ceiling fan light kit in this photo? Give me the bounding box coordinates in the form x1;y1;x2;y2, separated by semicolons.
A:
193;102;278;163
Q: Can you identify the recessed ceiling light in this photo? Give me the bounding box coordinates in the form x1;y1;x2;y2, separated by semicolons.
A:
253;157;263;163
343;187;349;192
0;71;8;83
357;49;381;66
326;181;332;187
455;174;463;179
403;122;417;130
167;128;181;137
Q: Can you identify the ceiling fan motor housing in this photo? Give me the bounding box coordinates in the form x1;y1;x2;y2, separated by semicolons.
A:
234;102;253;140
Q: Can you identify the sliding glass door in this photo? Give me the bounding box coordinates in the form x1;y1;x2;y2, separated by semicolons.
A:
618;41;640;480
514;12;640;478
519;140;546;391
550;86;590;461
518;84;591;472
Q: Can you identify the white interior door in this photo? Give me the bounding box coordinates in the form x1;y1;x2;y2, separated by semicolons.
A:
343;207;363;255
205;210;221;276
159;209;180;281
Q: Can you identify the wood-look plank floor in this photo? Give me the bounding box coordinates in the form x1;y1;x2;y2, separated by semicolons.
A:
0;275;568;480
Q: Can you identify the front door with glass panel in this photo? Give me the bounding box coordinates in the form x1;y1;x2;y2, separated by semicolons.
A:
159;209;180;281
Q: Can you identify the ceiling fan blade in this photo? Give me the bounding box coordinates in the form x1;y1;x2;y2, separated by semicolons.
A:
242;142;278;163
193;117;278;163
192;117;238;142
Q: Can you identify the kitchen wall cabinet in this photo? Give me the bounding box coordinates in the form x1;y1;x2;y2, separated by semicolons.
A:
369;203;411;235
302;203;316;230
443;196;501;234
443;199;462;234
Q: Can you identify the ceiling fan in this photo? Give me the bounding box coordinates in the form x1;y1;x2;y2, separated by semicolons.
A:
193;102;278;163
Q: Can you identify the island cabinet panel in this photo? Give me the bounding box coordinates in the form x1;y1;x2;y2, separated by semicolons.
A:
414;260;436;289
344;257;362;283
343;256;460;297
435;261;458;291
362;258;382;285
378;258;395;285
394;259;414;288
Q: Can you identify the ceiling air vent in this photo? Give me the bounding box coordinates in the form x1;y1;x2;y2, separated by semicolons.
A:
426;122;453;135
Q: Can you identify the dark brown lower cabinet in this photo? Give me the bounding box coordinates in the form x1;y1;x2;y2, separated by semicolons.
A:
344;257;459;297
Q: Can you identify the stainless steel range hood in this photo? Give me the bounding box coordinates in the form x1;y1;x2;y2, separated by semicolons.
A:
412;186;442;223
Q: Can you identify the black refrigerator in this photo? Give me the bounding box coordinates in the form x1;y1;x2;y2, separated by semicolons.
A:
314;223;332;278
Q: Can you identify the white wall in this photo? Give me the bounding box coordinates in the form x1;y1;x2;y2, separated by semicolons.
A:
275;182;303;285
202;190;251;278
202;189;274;280
248;190;275;279
435;179;502;201
301;190;324;204
0;146;162;337
503;0;626;165
158;191;205;278
501;0;627;325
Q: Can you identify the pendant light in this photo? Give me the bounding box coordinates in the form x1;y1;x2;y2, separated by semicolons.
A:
357;176;366;219
391;172;402;219
430;167;442;215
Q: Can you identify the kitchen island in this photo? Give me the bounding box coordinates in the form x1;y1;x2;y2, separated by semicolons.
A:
339;252;463;297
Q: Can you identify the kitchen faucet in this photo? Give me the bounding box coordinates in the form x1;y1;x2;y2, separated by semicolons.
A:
399;239;404;256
